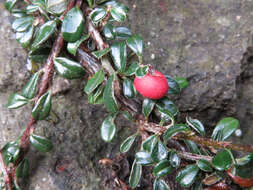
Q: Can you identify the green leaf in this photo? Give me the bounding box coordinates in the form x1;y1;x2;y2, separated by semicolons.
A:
26;5;39;14
47;0;67;15
6;93;29;109
142;135;158;152
16;158;29;178
125;61;139;76
233;153;253;178
191;181;202;190
175;77;189;90
153;159;173;179
151;140;168;162
30;134;53;153
212;149;233;171
211;117;239;141
169;150;180;168
92;47;111;59
197;159;213;172
129;159;142;188
123;78;136;98
22;72;39;99
101;114;117;142
156;97;178;116
88;85;104;105
110;3;129;22
103;23;115;40
135;65;148;77
136;151;153;165
111;42;127;72
121;110;133;121
127;35;143;57
84;69;104;94
163;124;190;143
12;16;33;32
5;0;18;11
62;7;84;42
184;140;200;154
54;57;85;79
153;179;170;190
32;20;57;50
16;25;34;48
120;133;137;153
11;9;27;17
186;117;205;136
165;76;180;95
67;35;89;55
176;164;199;188
114;26;132;40
158;108;175;125
2;142;20;165
90;7;106;23
32;91;51;120
28;47;50;63
142;98;156;119
103;74;118;113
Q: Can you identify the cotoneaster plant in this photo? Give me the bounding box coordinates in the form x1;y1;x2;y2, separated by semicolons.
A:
2;0;253;189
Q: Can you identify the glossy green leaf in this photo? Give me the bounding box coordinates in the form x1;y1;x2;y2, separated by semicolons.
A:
6;93;29;109
184;140;200;154
12;16;33;32
186;117;205;136
5;0;18;11
234;153;253;178
121;110;133;121
100;114;116;142
88;85;104;105
54;57;85;79
129;159;142;188
22;72;39;99
111;42;127;72
11;9;27;17
120;133;137;153
32;91;51;120
135;65;148;77
67;35;89;55
211;117;239;141
175;77;189;90
125;61;139;76
156;97;178;116
90;7;106;23
92;47;111;59
142;135;158;152
136;151;153;165
169;150;180;168
151;140;168;162
103;23;115;40
153;179;170;190
28;47;50;63
123;78;136;98
62;7;84;42
142;98;155;119
16;25;34;48
153;159;173;178
26;5;39;14
32;20;57;50
16;158;29;178
84;69;104;94
191;181;202;190
176;164;199;188
127;35;143;57
115;26;132;40
110;3;129;22
159;108;175;125
212;149;233;171
87;0;93;7
163;124;190;143
47;0;67;15
103;74;118;113
197;159;213;172
2;142;20;165
165;76;180;95
30;134;53;152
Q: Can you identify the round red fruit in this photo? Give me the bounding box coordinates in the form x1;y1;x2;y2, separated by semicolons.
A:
134;70;169;99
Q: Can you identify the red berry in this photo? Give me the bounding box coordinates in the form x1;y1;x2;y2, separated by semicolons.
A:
134;70;169;99
227;168;253;188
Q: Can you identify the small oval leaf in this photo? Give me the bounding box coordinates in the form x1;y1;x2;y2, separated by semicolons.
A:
32;91;52;120
101;114;116;142
84;69;104;94
165;76;180;95
156;97;178;116
120;133;137;153
125;62;139;76
103;23;115;40
6;93;29;109
92;47;111;59
169;150;181;168
186;117;205;136
111;42;127;72
151;140;168;162
163;124;190;143
142;135;158;152
115;26;132;40
67;35;89;55
175;77;189;90
129;159;142;188
197;159;213;172
127;34;143;57
212;149;233;171
22;72;39;99
16;158;29;178
12;16;33;32
176;164;199;188
90;7;106;23
123;78;136;98
30;134;53;153
153;179;170;190
103;74;118;113
153;159;173;179
136;151;153;165
142;98;156;119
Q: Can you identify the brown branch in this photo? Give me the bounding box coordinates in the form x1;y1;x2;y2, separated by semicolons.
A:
177;151;212;162
0;152;12;190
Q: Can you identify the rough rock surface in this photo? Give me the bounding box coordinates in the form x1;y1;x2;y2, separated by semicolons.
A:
0;0;253;189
